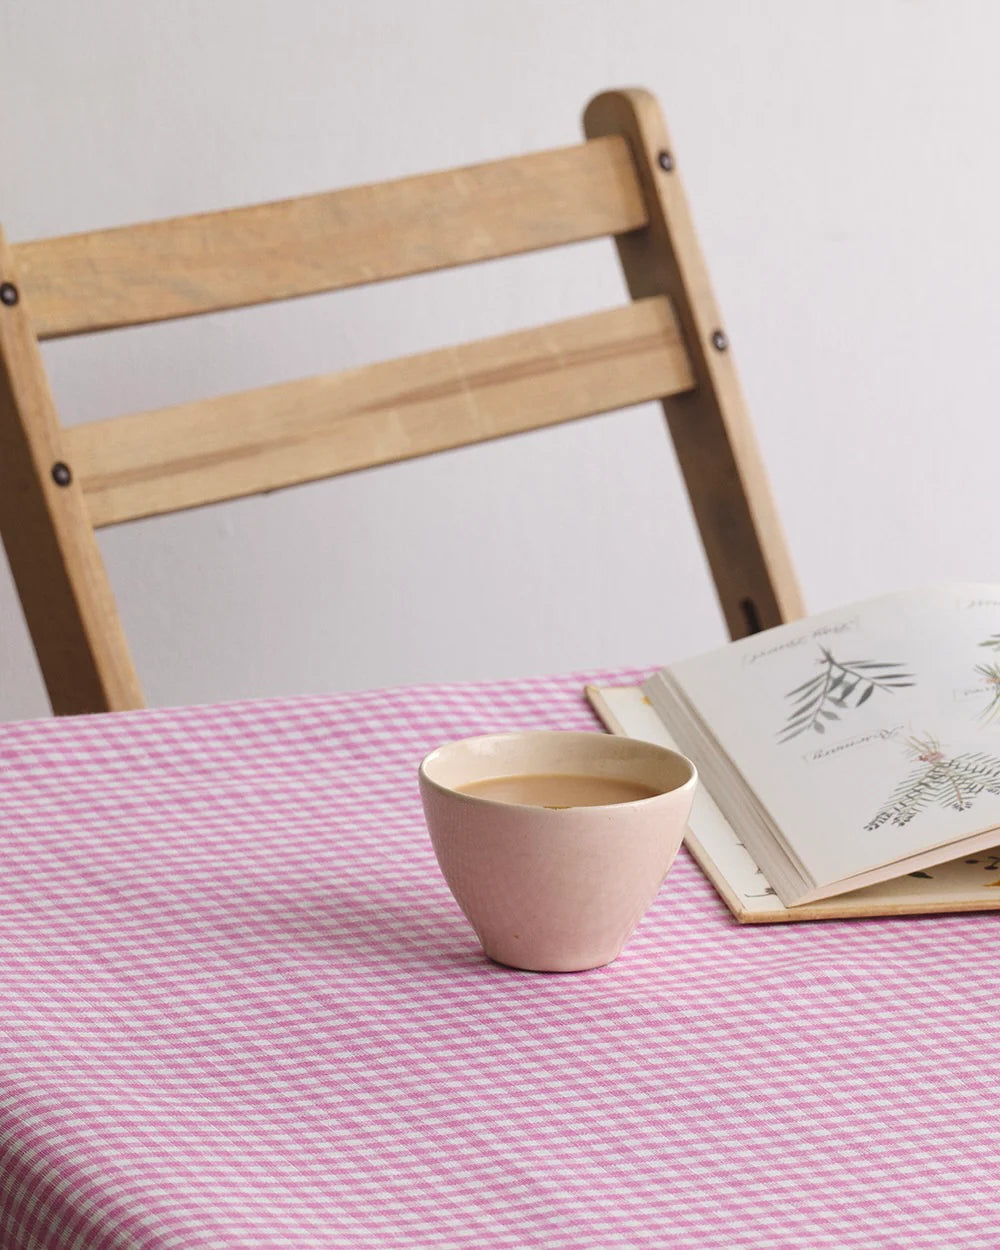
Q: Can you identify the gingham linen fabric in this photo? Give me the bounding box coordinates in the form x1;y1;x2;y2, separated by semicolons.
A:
0;670;997;1250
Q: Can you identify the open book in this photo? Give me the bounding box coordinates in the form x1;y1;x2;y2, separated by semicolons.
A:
588;584;1000;922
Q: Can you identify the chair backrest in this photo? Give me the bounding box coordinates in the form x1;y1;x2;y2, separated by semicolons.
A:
0;88;802;715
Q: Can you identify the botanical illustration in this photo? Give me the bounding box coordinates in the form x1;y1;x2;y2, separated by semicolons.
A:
778;647;915;743
907;852;1000;881
976;635;1000;724
865;734;1000;830
956;852;1000;886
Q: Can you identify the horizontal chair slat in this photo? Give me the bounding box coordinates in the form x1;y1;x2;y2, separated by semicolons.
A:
14;137;648;341
66;296;693;526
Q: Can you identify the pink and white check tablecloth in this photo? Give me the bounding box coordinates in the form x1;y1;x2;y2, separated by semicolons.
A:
0;668;997;1250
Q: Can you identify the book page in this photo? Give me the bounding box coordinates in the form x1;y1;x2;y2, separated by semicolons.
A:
666;585;1000;893
587;683;1000;923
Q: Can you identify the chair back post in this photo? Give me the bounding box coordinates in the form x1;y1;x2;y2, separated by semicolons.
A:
584;88;803;637
0;88;803;716
0;228;143;714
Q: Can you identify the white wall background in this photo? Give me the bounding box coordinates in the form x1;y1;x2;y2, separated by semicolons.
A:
1;0;998;720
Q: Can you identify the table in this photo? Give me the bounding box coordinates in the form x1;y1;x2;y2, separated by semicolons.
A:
0;668;996;1250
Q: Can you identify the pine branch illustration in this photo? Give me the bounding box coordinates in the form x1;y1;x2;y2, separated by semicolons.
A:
778;647;915;743
950;753;1000;787
870;763;951;827
975;662;1000;724
867;738;1000;829
980;634;1000;652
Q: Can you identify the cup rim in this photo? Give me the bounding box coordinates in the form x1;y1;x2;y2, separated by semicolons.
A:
418;730;697;813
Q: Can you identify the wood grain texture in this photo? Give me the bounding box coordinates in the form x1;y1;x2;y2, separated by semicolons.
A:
66;296;694;527
0;230;143;713
3;88;802;716
583;89;803;637
13;136;648;340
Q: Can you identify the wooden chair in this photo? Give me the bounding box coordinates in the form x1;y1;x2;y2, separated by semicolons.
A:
0;88;802;716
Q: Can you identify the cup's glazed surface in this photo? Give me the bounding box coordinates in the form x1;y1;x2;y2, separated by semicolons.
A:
419;731;697;972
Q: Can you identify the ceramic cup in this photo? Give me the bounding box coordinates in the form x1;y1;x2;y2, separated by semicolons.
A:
418;731;697;972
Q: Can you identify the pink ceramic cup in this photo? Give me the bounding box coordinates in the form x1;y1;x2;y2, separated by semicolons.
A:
418;731;697;972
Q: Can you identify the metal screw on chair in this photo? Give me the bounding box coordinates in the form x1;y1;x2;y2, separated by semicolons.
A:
51;462;72;487
657;150;674;172
711;329;729;352
0;282;18;307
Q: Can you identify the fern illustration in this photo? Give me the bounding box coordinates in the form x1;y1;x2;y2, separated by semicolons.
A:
975;661;1000;724
778;647;915;743
866;734;1000;830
